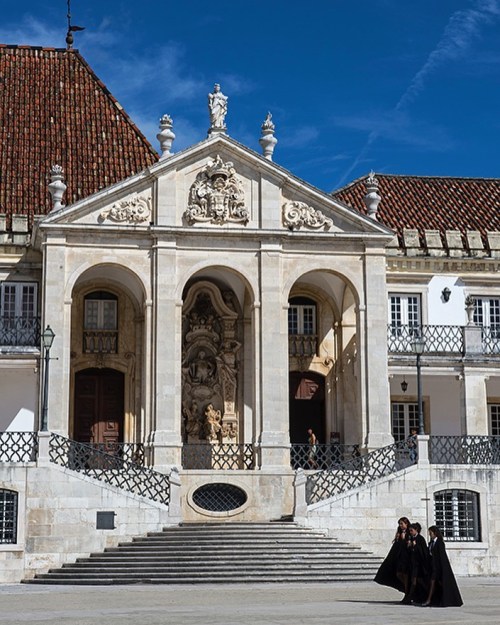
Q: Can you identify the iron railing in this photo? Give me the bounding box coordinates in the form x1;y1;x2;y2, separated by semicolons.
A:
430;435;500;464
306;439;416;504
387;324;463;354
0;316;41;347
182;443;255;470
0;431;38;462
288;334;318;357
85;442;146;465
49;434;170;505
291;443;359;470
480;327;500;355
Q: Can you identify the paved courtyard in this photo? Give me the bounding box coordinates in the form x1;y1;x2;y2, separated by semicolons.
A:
0;577;498;625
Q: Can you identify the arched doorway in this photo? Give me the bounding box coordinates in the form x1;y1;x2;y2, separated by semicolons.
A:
289;371;325;444
74;368;124;450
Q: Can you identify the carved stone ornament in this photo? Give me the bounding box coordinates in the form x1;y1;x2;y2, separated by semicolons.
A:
99;194;152;224
282;201;333;231
184;155;249;225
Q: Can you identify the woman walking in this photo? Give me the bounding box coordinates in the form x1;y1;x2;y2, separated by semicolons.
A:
422;526;463;607
374;517;411;600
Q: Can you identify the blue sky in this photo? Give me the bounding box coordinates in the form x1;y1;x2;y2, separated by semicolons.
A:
2;1;500;192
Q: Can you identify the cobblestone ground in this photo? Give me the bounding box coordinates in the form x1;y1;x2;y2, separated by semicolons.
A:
0;577;498;625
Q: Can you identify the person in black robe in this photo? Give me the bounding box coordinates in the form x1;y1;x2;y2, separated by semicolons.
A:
422;525;463;607
374;517;411;599
404;522;430;604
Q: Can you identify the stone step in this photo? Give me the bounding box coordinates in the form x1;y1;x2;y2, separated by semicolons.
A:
25;522;382;585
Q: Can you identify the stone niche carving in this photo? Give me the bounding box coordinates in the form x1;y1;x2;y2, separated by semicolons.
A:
182;282;241;446
282;200;333;231
99;194;152;224
184;155;249;225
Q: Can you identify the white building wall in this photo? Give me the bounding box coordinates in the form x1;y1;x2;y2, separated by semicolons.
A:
0;366;37;431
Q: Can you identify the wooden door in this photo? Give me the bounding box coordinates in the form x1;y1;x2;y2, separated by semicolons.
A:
74;368;124;451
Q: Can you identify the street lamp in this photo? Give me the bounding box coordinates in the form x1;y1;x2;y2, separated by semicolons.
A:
411;334;426;435
40;325;55;432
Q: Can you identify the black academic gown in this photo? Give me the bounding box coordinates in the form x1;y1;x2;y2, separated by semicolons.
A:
408;533;430;602
374;535;408;593
429;538;463;607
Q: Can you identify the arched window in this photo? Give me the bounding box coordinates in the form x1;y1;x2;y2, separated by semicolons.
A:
0;489;18;544
434;489;480;542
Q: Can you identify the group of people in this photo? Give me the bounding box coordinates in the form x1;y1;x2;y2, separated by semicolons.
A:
374;517;463;607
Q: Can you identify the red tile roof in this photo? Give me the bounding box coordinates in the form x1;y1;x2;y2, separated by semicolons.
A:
0;45;158;231
333;174;500;248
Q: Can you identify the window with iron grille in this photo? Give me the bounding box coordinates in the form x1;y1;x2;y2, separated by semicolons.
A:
488;404;500;436
434;489;480;542
391;402;419;442
0;489;18;544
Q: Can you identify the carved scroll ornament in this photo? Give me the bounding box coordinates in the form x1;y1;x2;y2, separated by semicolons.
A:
282;201;333;231
99;194;152;224
184;155;249;225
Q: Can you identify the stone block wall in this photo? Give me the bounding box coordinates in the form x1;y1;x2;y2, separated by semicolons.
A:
303;464;500;576
0;462;177;583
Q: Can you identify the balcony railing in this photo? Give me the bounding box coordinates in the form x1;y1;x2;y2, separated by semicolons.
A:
83;330;118;354
430;435;500;464
0;431;38;462
387;324;464;354
288;334;318;357
0;316;41;348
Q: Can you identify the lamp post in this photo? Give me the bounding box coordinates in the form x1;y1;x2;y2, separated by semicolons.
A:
411;334;426;435
40;325;55;432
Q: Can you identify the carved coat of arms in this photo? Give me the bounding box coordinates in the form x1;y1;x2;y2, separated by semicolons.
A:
184;155;249;225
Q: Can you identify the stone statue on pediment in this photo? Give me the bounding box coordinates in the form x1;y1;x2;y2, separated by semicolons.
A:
208;83;228;132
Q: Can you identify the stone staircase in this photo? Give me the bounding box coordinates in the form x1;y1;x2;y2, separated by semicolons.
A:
25;522;382;584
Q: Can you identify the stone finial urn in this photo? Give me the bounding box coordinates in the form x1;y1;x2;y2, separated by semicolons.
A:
364;171;381;220
48;165;67;212
465;295;476;325
259;112;277;160
157;114;175;159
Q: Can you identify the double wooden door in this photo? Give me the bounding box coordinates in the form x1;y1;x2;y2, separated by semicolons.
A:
74;368;124;450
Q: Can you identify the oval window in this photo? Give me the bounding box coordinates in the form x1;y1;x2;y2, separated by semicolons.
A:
192;483;247;512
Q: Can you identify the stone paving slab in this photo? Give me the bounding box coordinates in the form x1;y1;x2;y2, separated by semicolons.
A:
0;577;498;625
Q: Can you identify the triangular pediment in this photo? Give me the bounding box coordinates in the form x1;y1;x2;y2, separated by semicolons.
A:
39;135;393;240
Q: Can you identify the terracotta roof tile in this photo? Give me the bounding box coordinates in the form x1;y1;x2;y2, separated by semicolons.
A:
0;45;158;230
333;174;500;248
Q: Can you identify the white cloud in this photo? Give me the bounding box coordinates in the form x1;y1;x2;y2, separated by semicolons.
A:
0;15;62;47
396;0;500;111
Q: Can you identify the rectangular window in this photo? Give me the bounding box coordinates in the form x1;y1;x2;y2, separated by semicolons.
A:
0;282;37;318
474;297;500;333
288;305;316;335
84;300;117;330
388;294;421;337
391;402;419;442
434;489;480;542
488;404;500;436
0;489;18;544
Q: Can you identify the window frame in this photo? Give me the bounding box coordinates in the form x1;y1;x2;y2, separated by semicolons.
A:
0;281;38;319
434;488;481;542
0;489;18;545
